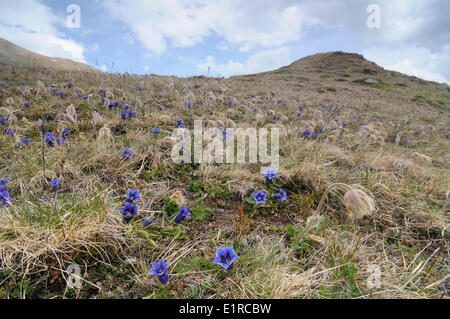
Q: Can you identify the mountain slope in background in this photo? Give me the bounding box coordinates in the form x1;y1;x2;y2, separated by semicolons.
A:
233;51;449;112
0;37;98;73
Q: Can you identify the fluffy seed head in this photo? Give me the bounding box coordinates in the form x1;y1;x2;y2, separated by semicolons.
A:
343;188;375;219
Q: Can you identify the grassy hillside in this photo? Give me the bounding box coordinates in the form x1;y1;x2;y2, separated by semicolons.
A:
0;51;448;299
0;37;98;73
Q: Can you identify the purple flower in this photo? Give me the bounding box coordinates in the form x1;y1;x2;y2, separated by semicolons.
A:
49;179;59;192
128;111;136;118
0;190;13;207
62;128;70;138
213;247;238;271
175;206;191;223
176;119;185;128
126;189;140;203
252;190;267;204
142;216;152;227
45;132;54;146
119;201;138;222
301;129;311;137
4;127;14;137
121;148;134;159
152;128;160;136
272;188;287;204
121;112;127;120
149;258;169;285
0;178;9;193
263;167;278;181
22;103;30;108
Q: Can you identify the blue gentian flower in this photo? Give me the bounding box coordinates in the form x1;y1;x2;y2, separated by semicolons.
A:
45;132;54;147
123;104;130;110
121;112;127;120
0;190;13;207
0;178;9;193
128;111;136;118
108;102;114;109
263;167;278;181
49;179;59;192
297;112;302;117
0;118;6;125
121;148;134;159
119;201;138;222
302;129;311;137
4;127;14;137
273;115;279;120
159;105;163;110
272;188;287;204
62;128;70;138
142;216;152;227
175;206;191;223
252;190;267;204
126;189;140;203
176;119;185;128
55;137;63;145
185;102;192;109
152;128;160;136
149;258;169;285
22;103;30;108
213;247;238;271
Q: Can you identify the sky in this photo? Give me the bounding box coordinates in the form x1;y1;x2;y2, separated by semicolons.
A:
0;0;449;84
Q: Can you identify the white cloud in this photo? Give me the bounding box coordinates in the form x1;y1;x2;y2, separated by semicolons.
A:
197;46;292;77
99;0;310;55
386;60;448;83
363;45;450;84
98;64;108;72
0;0;86;63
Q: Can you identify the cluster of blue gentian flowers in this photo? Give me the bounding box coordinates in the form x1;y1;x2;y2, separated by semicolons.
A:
251;168;288;205
3;126;14;137
119;189;140;223
45;129;70;147
149;246;239;285
120;104;136;120
176;120;185;128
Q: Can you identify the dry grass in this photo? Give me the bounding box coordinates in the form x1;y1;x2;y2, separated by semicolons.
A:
0;52;449;298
